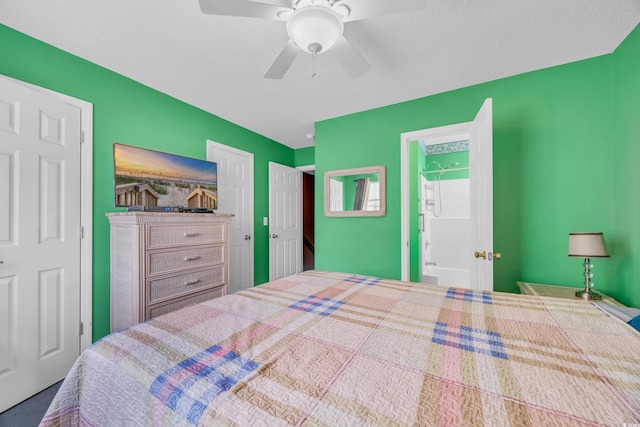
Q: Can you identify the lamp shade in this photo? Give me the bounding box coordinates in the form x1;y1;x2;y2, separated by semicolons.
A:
287;6;343;54
568;232;610;258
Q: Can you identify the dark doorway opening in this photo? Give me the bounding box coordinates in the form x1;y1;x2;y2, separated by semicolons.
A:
302;172;315;270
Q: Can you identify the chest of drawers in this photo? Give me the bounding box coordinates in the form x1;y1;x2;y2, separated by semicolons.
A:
107;212;233;332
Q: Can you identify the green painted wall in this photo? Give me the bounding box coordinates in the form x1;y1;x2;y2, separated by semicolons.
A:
612;24;640;308
0;24;295;341
294;146;315;167
315;24;640;307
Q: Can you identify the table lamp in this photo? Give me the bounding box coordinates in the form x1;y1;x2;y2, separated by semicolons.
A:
568;232;610;300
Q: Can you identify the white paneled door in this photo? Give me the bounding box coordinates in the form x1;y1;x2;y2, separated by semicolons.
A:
268;162;302;281
0;78;82;412
469;98;493;292
207;141;254;293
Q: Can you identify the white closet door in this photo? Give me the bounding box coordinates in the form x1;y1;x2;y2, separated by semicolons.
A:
0;76;82;412
207;141;254;293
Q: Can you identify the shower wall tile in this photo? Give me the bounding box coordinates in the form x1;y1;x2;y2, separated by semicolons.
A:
420;139;469;156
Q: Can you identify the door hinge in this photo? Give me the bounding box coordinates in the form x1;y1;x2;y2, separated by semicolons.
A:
79;322;84;336
78;226;84;239
80;130;85;144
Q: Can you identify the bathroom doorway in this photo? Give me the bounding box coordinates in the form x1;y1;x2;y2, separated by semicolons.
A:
400;98;495;291
419;144;470;288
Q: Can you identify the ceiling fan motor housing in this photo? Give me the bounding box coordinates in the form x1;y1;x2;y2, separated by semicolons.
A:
286;5;344;54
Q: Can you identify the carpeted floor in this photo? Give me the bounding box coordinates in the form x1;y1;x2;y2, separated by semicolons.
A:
0;381;61;427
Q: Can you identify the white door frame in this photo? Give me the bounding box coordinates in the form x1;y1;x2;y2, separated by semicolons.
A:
296;164;315;174
401;99;493;287
400;123;470;282
296;164;315;270
2;75;93;350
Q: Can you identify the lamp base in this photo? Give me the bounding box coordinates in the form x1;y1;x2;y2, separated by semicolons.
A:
575;289;602;300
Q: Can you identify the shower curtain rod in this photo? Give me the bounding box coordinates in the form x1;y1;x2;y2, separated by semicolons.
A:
421;166;469;174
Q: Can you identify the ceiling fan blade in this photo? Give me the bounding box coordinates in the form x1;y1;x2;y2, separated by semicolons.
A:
337;0;426;22
198;0;291;20
264;40;300;79
330;36;371;79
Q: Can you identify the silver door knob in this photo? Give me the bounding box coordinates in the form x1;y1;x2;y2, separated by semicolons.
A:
244;235;251;240
270;234;278;239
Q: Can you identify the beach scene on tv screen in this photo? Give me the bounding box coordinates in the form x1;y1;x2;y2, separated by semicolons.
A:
114;143;217;209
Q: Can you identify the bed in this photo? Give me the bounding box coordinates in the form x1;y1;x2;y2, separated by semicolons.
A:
40;270;640;426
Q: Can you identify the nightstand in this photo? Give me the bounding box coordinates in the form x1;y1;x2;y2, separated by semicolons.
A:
517;281;623;306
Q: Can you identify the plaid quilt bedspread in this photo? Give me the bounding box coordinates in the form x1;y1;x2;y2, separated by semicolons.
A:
41;271;640;426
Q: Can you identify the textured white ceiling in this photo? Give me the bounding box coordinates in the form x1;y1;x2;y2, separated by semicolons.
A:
1;0;638;148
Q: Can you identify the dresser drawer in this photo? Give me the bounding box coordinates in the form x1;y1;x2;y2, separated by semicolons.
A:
147;245;224;276
147;266;224;304
108;212;232;332
147;286;226;319
147;223;225;248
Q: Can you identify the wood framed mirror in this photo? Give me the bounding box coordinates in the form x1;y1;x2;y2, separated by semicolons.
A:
324;166;386;217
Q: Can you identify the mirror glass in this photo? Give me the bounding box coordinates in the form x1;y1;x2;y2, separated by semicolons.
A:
324;166;386;217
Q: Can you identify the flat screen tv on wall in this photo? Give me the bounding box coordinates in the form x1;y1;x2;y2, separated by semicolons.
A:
113;143;218;210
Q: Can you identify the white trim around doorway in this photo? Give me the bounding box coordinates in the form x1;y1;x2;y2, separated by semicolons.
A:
400;123;470;282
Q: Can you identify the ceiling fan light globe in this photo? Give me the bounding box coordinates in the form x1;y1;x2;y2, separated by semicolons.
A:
286;6;344;54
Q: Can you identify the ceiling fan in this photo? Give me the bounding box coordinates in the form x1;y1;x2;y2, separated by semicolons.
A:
198;0;427;79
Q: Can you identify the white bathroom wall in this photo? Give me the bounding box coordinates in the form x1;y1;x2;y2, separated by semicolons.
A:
421;177;471;288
